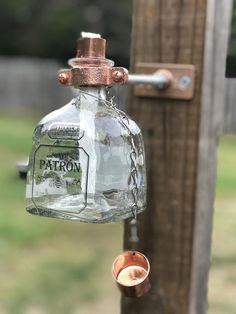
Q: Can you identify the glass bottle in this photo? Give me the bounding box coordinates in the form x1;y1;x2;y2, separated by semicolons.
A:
25;34;146;223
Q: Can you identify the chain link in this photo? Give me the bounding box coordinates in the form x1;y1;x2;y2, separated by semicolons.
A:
77;89;140;248
107;94;140;249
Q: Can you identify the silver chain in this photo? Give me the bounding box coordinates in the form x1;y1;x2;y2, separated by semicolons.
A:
77;89;140;249
105;94;140;249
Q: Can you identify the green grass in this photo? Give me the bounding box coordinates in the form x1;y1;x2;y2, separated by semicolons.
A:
215;135;236;197
0;115;235;313
208;135;236;314
0;116;121;314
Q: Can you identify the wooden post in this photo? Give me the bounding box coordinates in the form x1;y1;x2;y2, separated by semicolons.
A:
189;1;232;313
122;1;231;313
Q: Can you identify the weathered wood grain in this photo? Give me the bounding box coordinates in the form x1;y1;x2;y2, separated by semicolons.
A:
122;1;206;313
189;1;232;313
121;0;231;313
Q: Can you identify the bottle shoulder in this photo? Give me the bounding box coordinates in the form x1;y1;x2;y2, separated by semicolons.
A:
33;97;142;142
39;100;78;125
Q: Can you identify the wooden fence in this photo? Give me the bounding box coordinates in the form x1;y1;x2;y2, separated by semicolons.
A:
0;57;73;116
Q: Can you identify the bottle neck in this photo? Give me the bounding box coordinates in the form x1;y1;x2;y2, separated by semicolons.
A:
72;86;111;113
78;86;108;102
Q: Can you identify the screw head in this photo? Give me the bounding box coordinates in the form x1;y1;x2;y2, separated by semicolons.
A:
58;72;69;85
112;70;124;83
179;76;191;89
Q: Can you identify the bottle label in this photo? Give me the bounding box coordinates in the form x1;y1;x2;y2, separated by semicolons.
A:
31;144;89;212
48;122;84;140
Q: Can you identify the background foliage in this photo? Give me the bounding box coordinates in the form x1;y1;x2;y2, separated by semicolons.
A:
0;0;132;67
226;0;236;77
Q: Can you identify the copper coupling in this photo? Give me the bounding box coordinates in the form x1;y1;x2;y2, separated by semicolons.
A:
58;34;128;87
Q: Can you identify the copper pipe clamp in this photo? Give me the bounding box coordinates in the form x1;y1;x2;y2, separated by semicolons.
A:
58;34;128;87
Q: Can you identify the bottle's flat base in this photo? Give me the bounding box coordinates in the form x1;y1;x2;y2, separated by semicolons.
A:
26;191;146;223
26;206;145;223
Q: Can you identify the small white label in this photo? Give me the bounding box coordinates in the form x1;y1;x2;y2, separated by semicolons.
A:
48;122;84;140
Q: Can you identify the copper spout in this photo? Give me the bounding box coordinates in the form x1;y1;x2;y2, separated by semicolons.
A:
77;37;106;58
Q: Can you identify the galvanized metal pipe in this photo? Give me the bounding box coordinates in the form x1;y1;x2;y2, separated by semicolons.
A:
128;73;169;89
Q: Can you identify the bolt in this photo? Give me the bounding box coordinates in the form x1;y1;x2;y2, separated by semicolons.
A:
58;72;69;85
179;76;191;89
112;70;123;83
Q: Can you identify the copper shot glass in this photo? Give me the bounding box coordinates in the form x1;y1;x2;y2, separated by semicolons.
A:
112;251;151;298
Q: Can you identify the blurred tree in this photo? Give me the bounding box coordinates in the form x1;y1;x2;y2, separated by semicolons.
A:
0;0;132;67
226;0;236;77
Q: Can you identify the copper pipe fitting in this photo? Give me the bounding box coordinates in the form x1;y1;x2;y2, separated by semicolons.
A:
112;251;151;298
77;37;106;58
58;33;128;87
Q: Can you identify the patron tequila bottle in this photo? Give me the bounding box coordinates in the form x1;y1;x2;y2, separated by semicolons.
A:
26;34;146;223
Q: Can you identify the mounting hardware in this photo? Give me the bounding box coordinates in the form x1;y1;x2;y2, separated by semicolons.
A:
131;62;195;100
128;69;172;90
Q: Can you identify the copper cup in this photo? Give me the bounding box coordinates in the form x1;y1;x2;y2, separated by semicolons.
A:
112;251;151;298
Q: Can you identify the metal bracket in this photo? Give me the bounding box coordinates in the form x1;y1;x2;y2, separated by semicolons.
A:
130;62;195;100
